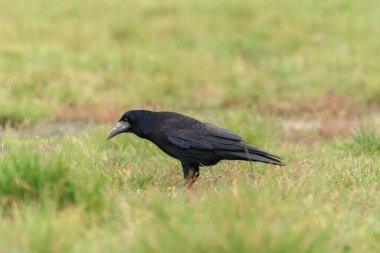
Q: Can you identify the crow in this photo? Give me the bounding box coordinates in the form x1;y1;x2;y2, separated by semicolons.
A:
107;110;285;187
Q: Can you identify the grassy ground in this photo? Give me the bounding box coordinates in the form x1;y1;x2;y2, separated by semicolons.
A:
0;0;379;252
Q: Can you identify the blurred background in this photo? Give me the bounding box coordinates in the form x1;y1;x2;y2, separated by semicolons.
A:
1;0;379;133
0;1;379;252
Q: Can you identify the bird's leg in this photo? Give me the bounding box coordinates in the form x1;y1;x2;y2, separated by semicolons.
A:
182;162;200;188
186;168;200;188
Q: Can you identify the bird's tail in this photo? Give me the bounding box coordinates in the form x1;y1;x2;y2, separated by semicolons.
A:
227;149;285;166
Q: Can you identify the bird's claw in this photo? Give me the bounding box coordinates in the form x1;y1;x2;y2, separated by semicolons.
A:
185;170;200;189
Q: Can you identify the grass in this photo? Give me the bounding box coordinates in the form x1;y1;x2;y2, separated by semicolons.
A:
1;0;380;252
343;126;380;155
1;0;380;124
1;125;379;253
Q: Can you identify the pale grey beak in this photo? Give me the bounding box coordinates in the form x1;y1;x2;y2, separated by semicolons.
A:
107;121;131;140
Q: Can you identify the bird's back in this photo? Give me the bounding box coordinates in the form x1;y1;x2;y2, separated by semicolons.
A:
137;111;284;166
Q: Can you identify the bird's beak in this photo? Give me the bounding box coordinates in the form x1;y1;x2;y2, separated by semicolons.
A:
107;121;131;140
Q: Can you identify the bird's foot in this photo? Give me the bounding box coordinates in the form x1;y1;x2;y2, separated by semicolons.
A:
185;170;200;189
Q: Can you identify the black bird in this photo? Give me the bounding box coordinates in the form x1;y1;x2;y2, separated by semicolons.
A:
107;110;285;187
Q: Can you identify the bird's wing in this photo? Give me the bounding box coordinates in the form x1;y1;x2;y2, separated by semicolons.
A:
203;123;242;141
161;118;243;151
203;124;281;159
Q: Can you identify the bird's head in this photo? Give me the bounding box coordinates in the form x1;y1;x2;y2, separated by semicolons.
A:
107;110;154;140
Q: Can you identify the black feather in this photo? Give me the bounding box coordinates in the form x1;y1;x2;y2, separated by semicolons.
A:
109;110;286;183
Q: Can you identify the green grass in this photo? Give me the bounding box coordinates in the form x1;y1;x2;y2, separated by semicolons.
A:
1;125;379;253
1;0;380;252
1;0;380;124
342;126;380;155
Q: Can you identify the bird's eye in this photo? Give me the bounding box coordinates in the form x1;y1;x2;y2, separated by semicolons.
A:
126;114;135;122
119;115;128;122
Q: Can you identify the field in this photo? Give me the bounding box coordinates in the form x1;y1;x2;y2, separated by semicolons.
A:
1;0;380;252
